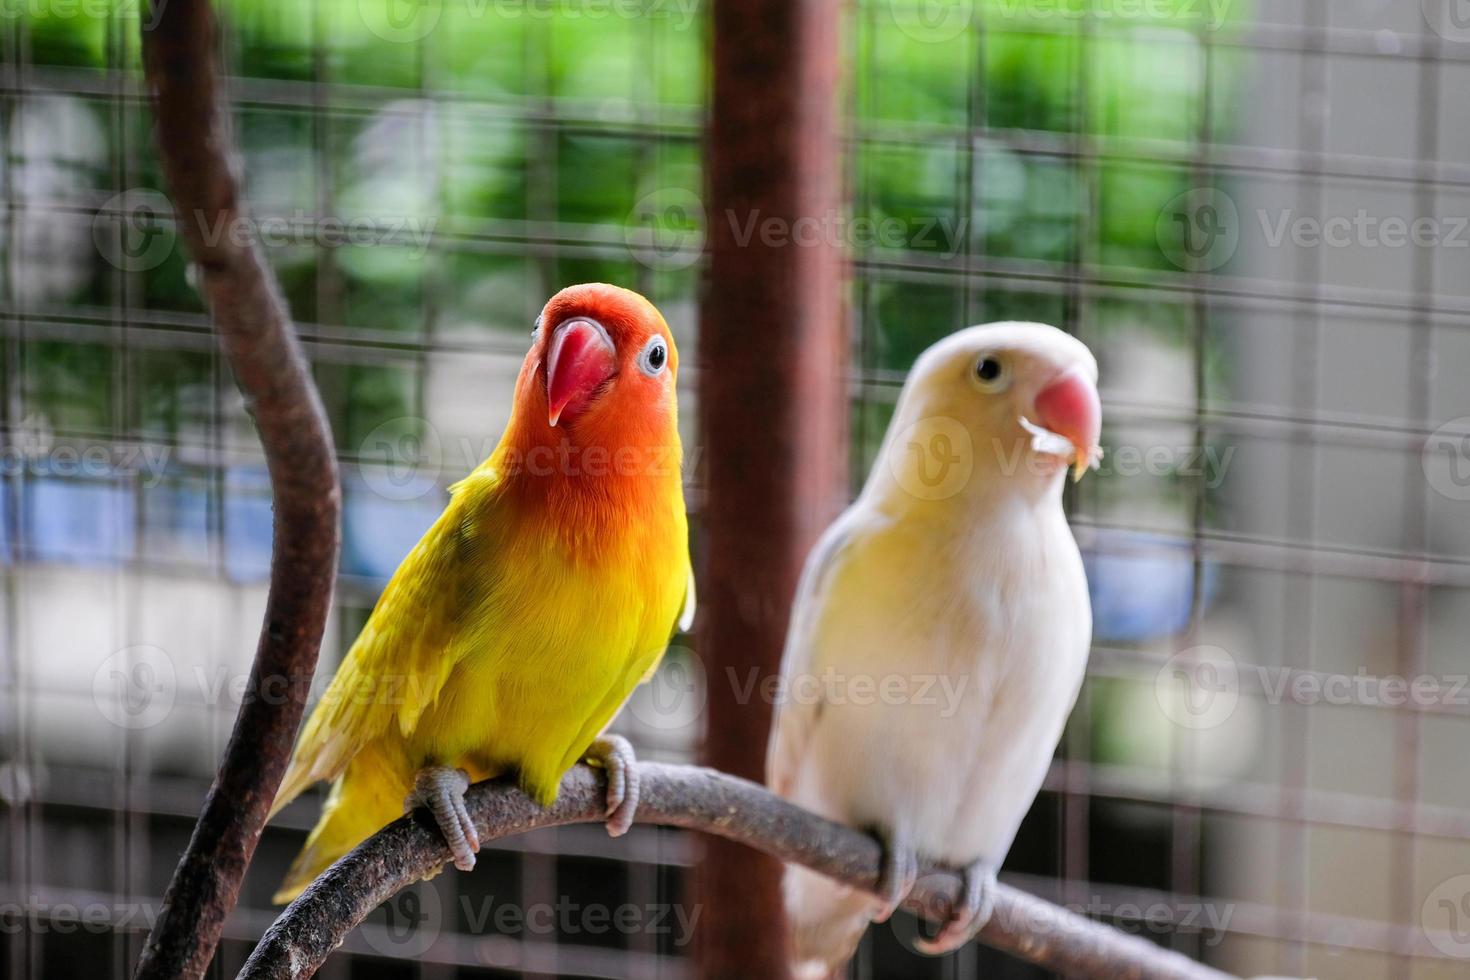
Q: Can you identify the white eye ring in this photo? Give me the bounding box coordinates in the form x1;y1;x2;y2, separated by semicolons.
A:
971;354;1011;393
638;336;669;377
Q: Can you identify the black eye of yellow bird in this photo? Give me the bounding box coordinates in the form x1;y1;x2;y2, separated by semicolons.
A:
639;337;668;376
976;357;1001;382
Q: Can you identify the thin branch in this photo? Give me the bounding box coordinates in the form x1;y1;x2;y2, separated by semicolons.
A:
239;763;1234;980
133;0;341;977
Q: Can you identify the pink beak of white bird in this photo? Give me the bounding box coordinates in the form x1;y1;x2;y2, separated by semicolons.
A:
1024;365;1103;481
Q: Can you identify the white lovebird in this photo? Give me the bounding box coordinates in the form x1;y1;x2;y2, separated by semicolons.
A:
767;322;1102;976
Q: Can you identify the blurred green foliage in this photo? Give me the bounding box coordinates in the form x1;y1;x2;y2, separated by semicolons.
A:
4;0;1243;480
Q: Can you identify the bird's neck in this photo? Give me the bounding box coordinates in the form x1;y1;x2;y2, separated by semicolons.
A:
492;410;686;533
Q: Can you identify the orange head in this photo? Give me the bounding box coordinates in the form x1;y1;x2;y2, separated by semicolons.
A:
505;283;681;479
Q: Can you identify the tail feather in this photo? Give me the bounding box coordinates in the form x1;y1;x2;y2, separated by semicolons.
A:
267;755;318;823
271;747;407;904
784;863;881;979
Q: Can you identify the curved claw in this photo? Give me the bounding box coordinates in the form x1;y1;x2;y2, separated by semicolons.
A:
404;766;480;872
874;834;919;924
584;734;640;837
913;859;997;956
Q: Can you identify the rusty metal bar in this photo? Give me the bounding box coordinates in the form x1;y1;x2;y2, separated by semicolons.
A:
696;0;847;976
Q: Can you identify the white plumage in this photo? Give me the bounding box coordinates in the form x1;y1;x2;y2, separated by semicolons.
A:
767;322;1101;977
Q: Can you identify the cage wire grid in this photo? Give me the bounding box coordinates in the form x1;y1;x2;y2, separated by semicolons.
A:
1;0;1469;978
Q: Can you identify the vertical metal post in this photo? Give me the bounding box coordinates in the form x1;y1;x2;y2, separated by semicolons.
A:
697;1;846;977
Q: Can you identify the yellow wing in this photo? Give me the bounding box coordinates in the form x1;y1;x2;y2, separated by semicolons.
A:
269;475;498;819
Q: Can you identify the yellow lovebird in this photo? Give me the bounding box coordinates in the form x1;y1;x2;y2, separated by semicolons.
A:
268;283;693;903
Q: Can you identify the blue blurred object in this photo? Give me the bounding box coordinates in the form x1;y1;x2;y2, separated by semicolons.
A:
228;466;446;586
1082;528;1218;643
21;463;448;590
27;476;135;564
340;472;444;587
140;473;212;565
225;465;274;582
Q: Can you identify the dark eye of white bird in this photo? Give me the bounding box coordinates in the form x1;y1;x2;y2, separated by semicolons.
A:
976;357;1002;382
640;338;668;376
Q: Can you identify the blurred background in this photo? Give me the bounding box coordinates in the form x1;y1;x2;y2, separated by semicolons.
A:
4;0;1470;977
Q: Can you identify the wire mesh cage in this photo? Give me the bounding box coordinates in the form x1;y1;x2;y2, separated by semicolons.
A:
3;0;1470;977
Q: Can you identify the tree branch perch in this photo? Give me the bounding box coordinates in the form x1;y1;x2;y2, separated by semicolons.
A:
240;763;1234;980
133;0;342;976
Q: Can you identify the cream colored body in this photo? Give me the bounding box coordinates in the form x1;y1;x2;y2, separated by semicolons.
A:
767;323;1096;975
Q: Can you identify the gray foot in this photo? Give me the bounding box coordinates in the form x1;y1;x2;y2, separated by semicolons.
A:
404;766;479;872
914;859;997;955
584;734;640;837
874;832;919;923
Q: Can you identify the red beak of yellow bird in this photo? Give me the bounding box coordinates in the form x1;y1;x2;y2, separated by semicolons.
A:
267;283;693;904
